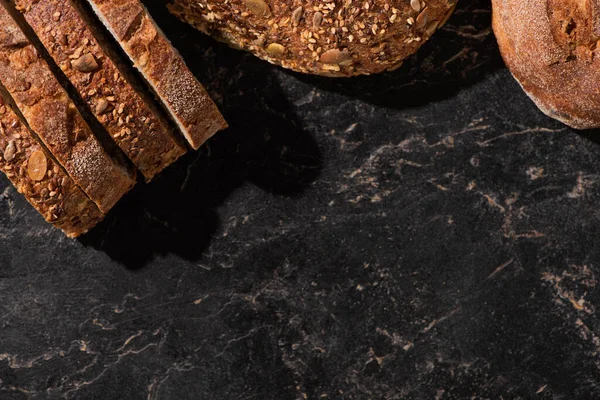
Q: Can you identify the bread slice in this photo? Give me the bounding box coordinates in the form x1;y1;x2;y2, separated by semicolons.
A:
15;0;188;181
84;0;227;150
0;3;135;213
0;94;104;238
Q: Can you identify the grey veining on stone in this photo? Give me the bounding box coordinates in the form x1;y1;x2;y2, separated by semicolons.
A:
1;1;600;399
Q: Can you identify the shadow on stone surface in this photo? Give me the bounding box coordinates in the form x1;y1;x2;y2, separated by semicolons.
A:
80;79;321;269
576;129;600;148
294;0;500;110
80;7;323;268
80;0;494;269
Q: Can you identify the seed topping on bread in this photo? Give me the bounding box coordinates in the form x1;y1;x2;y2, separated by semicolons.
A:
169;0;457;76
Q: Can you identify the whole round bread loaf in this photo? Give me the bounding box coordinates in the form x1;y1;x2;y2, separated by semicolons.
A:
168;0;457;77
492;0;600;129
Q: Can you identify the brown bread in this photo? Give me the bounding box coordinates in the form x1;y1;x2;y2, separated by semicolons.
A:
0;95;104;238
492;0;600;129
16;0;188;181
0;3;135;213
167;0;457;77
85;0;228;150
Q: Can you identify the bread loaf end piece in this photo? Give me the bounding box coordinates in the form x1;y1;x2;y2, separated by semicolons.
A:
86;0;227;150
0;94;104;238
16;0;188;181
0;3;135;213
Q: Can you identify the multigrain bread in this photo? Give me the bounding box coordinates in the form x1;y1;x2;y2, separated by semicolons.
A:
15;0;188;181
167;0;457;77
492;0;600;129
0;95;104;238
0;3;135;213
85;0;228;150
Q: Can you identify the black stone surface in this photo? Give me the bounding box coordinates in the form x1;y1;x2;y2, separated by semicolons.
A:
1;1;600;398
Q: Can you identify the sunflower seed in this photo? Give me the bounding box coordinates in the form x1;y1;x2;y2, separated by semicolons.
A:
410;0;422;12
291;6;303;25
3;141;16;162
313;12;323;29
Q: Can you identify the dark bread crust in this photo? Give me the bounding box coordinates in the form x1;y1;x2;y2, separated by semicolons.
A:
86;0;228;150
492;0;600;129
0;4;135;213
167;0;457;77
16;0;188;181
0;96;104;238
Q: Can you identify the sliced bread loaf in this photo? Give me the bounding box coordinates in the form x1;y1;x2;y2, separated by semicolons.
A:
0;3;135;213
85;0;227;150
16;0;188;181
0;94;104;238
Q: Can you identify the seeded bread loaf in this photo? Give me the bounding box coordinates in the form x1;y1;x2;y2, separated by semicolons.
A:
167;0;457;77
0;95;104;238
85;0;228;150
0;4;135;213
15;0;188;181
492;0;600;129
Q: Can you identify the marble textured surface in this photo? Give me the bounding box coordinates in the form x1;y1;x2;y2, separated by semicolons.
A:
1;1;600;398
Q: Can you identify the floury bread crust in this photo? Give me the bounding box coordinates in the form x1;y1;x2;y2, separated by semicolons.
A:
0;96;104;238
492;0;600;129
85;0;228;150
167;0;457;77
16;0;188;181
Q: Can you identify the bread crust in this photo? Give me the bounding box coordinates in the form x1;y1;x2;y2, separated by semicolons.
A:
86;0;228;150
0;96;104;238
492;0;600;129
167;0;457;77
15;0;187;181
0;4;135;213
